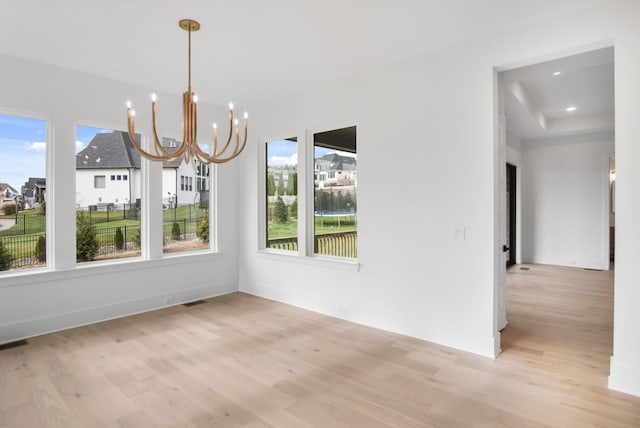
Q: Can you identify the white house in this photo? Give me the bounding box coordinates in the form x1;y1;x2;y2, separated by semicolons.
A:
75;131;208;208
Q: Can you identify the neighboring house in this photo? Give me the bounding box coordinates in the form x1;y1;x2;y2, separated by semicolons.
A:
314;153;357;189
0;182;19;202
75;131;209;208
21;177;46;209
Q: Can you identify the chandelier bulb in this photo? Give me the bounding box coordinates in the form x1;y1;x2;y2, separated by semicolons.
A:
151;93;157;102
244;112;248;119
228;102;234;111
234;119;239;126
212;123;217;129
126;100;132;109
193;94;198;103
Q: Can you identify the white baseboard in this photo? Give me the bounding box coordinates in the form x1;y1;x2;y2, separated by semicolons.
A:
609;356;640;397
0;282;236;345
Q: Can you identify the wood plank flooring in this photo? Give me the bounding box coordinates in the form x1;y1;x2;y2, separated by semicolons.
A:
1;265;639;427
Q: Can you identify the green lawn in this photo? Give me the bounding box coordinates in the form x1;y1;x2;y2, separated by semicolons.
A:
267;216;356;240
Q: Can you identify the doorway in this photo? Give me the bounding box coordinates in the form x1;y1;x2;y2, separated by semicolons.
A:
494;45;615;359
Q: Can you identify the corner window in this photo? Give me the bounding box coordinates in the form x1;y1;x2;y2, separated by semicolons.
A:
0;113;47;273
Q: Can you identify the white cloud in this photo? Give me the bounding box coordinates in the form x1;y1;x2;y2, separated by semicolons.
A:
269;153;298;166
76;140;87;152
24;141;46;152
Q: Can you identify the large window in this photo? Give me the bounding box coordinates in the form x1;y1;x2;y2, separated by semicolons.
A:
265;138;298;251
314;126;357;258
162;138;211;255
0;113;47;273
75;126;142;263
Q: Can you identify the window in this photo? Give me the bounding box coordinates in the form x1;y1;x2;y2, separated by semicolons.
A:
314;126;357;258
265;138;298;251
94;175;106;188
76;126;142;263
0;113;47;273
162;138;210;255
123;175;128;181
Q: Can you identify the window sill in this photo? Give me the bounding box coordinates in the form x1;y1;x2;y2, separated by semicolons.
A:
0;250;223;288
256;249;360;272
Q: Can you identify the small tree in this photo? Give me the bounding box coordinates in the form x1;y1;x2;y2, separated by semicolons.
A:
289;197;298;219
196;218;209;243
0;240;10;271
35;235;46;262
37;201;46;216
76;211;98;261
114;227;124;250
277;172;285;196
274;196;288;224
267;173;276;196
171;222;181;240
133;228;141;248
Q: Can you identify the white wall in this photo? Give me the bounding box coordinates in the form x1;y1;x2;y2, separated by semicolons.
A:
521;132;613;269
0;55;239;344
238;2;640;396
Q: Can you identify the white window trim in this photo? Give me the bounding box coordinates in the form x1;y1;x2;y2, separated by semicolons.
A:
257;124;359;268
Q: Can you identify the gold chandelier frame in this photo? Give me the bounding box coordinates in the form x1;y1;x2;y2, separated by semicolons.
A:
126;19;248;165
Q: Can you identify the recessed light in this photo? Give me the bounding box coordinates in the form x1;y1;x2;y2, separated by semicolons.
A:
553;71;562;76
566;106;577;112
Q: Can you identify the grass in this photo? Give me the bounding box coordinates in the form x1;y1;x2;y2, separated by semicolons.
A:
267;216;356;240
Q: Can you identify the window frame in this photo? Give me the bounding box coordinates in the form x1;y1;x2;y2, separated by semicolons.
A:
257;124;359;269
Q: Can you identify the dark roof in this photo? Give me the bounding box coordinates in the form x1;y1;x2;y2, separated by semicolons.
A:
76;131;141;169
76;132;183;169
317;153;357;170
21;178;46;197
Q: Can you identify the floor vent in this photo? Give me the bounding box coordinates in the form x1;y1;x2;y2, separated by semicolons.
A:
0;339;28;351
519;267;530;271
183;300;207;307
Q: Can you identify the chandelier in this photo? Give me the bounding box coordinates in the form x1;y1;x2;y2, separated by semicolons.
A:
126;19;248;165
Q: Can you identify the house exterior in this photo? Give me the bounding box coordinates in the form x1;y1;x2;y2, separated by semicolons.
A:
20;177;45;209
0;182;19;202
314;153;357;189
75;131;209;208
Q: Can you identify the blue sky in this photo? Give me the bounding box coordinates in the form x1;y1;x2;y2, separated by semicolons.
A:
267;139;354;167
0;114;110;191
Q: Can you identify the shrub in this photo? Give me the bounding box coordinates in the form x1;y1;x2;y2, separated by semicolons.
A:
133;228;141;248
2;203;16;216
171;222;181;240
76;211;98;261
274;196;288;224
114;227;124;250
0;240;10;271
35;235;46;262
196;218;209;243
289;197;298;219
37;201;46;215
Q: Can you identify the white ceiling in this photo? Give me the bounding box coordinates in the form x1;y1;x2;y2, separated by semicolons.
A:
0;0;610;108
501;47;614;141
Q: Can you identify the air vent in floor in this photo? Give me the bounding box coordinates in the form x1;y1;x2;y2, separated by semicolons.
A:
0;339;28;351
183;300;207;307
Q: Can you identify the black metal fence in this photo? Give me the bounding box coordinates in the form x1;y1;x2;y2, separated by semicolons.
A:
0;234;45;270
0;213;45;236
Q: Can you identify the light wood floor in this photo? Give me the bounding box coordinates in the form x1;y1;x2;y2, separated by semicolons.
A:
1;266;639;427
